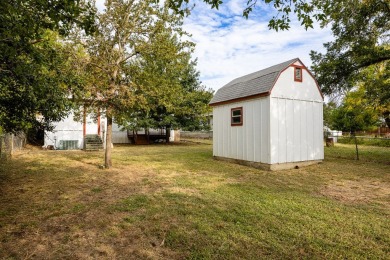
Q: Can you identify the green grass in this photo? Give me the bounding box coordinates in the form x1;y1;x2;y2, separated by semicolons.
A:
325;143;390;164
337;136;390;147
0;143;389;259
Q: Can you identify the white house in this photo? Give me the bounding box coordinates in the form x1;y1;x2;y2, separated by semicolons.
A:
210;58;324;170
44;111;177;149
44;111;107;150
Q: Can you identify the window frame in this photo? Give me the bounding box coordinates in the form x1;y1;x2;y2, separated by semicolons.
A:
294;66;303;82
231;107;243;126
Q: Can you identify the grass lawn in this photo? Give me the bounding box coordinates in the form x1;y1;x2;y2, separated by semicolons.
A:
0;143;389;259
325;143;390;164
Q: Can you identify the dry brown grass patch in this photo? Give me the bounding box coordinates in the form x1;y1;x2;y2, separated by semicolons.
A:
321;179;390;206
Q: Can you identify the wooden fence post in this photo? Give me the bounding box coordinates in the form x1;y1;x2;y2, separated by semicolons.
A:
4;133;13;159
353;134;359;161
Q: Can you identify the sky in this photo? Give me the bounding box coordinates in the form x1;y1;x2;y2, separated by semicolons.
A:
95;0;334;92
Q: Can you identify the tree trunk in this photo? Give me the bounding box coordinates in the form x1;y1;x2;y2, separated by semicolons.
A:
384;111;390;128
105;115;113;168
166;126;170;143
325;137;334;147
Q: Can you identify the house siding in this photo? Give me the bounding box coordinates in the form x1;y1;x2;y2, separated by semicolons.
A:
112;123;131;144
44;111;104;149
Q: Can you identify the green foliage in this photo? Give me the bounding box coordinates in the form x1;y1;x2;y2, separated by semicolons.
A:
323;101;337;129
81;0;210;166
120;48;213;131
85;0;212;133
160;0;335;31
326;87;380;133
0;0;96;132
358;63;390;127
0;30;87;132
310;0;390;95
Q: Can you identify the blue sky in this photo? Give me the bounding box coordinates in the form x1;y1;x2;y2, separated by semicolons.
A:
95;0;333;92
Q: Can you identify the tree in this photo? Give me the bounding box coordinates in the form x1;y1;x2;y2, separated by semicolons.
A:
327;87;379;133
310;0;389;96
0;0;95;132
117;26;213;134
164;1;389;100
323;101;337;129
358;62;390;127
117;55;213;136
82;0;198;168
173;58;214;131
0;30;91;133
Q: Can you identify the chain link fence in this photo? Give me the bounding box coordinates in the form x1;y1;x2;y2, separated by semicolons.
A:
324;134;390;165
0;133;27;160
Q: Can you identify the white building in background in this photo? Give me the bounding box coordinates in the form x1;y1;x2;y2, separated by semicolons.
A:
44;111;176;149
210;58;324;170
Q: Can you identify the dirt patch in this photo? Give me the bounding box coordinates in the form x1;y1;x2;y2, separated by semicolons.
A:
321;179;390;206
165;187;200;196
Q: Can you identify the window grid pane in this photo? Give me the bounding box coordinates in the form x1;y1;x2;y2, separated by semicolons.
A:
231;107;243;126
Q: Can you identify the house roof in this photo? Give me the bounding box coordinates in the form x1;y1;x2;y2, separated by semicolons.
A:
209;58;300;105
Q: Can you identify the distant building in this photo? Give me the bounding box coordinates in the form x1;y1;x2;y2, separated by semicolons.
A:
44;111;177;149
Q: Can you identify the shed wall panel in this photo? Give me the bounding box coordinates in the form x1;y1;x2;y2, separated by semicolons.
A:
212;97;270;164
270;97;323;163
286;99;294;162
259;99;269;163
278;98;287;163
293;101;301;162
245;102;254;161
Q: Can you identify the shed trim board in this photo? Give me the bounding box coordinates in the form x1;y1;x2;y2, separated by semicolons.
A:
210;92;270;107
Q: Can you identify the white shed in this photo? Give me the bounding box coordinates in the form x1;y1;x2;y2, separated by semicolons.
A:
210;58;324;170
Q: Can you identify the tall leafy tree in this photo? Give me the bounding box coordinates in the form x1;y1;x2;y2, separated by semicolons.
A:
0;0;95;132
358;62;390;127
0;30;91;132
82;0;198;168
166;1;389;96
174;58;214;131
116;21;213;134
327;87;379;133
308;0;389;129
310;0;389;96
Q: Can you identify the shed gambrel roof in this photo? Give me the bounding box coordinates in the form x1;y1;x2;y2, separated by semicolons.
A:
209;58;300;105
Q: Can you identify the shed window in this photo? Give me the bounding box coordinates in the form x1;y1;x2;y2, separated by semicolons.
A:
231;107;243;126
294;67;303;82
